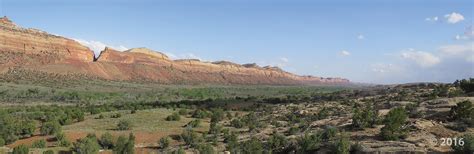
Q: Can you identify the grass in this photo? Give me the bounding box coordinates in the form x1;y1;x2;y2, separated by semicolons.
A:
62;108;210;144
64;108;208;132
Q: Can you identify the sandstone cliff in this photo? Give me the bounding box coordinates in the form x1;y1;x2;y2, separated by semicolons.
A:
0;17;350;85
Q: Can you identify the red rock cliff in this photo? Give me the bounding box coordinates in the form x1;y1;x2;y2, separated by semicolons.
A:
0;17;350;85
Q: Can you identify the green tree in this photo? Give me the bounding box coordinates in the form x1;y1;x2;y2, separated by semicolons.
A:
450;101;473;124
159;137;170;149
40;121;61;135
113;133;135;154
114;136;128;153
100;132;114;149
181;129;202;147
56;132;71;147
352;104;377;129
117;120;132;130
12;144;29;154
224;132;239;153
458;78;474;93
380;107;408;140
73;134;100;154
210;108;224;123
197;143;215;154
241;137;263;154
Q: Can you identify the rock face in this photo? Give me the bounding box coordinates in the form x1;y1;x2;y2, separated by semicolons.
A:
0;17;350;85
0;16;94;66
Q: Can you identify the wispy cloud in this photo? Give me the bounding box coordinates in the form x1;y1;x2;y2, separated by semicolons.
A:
339;50;351;56
425;12;465;24
73;38;128;57
400;49;440;67
425;16;439;21
357;34;365;40
444;12;465;24
164;52;203;60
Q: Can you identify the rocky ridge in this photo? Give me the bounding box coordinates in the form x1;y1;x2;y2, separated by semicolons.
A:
0;17;350;85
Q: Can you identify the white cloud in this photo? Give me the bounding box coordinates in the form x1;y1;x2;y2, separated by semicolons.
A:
439;43;474;62
165;52;203;60
280;57;289;63
357;34;365;40
340;50;350;56
401;49;440;67
73;38;128;57
455;34;469;40
444;12;464;24
371;63;399;73
425;16;439;21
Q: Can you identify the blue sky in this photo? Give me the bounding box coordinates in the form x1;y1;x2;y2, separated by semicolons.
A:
2;0;473;84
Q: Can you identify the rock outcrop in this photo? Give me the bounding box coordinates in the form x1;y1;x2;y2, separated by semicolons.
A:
0;16;94;65
0;17;350;85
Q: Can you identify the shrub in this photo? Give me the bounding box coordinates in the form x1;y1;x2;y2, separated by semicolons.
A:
12;144;29;154
352;104;377;129
267;133;288;153
40;121;61;135
166;112;181;121
97;114;105;119
452;134;474;153
230;119;244;128
318;107;329;119
55;132;71;147
224;132;239;153
297;132;322;153
322;126;338;141
181;129;202;147
160;137;170;149
72;135;100;154
450;101;473;123
43;150;54;154
332;132;350;154
192;109;210;119
187;119;201;128
457;78;474;93
111;113;122;118
288;126;300;135
197;143;215;154
100;132;114;149
241;137;263;154
117;120;132;130
178;109;188;115
113;133;135;154
0;138;4;146
31;139;47;148
210;108;224;123
173;147;185;154
380;107;408;140
209;121;222;135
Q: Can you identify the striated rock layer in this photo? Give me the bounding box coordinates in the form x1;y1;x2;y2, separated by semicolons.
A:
0;17;350;85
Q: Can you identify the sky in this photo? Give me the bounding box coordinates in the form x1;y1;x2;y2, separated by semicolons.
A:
1;0;473;84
